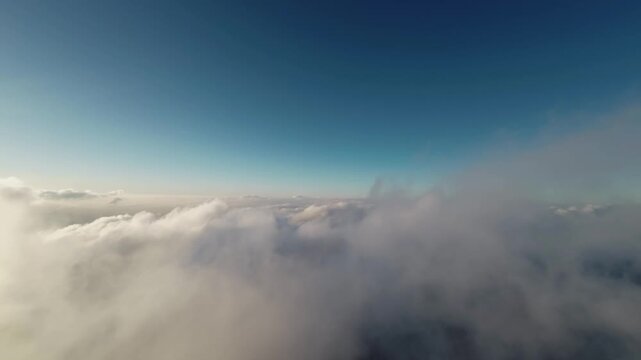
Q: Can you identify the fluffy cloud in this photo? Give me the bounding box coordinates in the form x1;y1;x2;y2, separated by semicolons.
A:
1;112;641;360
2;196;641;359
0;177;123;202
0;176;35;201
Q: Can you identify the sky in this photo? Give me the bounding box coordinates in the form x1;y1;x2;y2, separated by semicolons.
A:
2;0;641;196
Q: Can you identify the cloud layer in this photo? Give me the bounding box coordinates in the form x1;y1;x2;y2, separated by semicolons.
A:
1;112;641;360
2;190;641;360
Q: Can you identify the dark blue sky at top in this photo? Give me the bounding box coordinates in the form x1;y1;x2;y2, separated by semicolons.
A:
1;0;640;195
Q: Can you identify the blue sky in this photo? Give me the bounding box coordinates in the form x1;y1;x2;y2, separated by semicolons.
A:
1;0;640;196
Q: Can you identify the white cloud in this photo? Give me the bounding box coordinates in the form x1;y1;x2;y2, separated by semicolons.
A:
1;112;641;359
2;188;641;359
0;176;35;200
0;177;123;202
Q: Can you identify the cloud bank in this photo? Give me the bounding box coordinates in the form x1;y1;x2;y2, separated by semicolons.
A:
0;177;123;202
1;112;641;360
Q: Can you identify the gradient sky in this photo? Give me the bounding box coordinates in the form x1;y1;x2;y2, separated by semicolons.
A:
2;0;640;196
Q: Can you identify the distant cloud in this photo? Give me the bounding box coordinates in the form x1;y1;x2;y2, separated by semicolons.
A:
551;204;604;216
291;204;330;224
108;197;124;205
240;195;267;200
0;177;123;202
38;189;123;200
